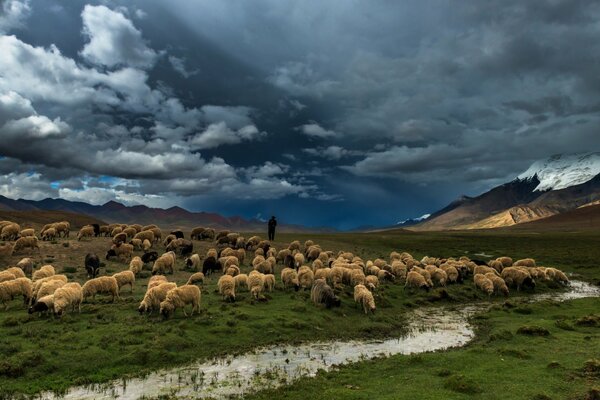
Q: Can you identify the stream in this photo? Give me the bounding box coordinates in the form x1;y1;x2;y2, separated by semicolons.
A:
40;280;600;400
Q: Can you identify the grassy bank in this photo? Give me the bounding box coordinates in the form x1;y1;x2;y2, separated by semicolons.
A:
0;229;598;397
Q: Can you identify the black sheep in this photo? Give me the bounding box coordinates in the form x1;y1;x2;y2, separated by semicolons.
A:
28;299;52;315
105;249;117;261
91;224;100;237
85;253;100;278
284;254;295;269
141;251;159;264
202;256;221;276
170;230;184;239
178;240;193;256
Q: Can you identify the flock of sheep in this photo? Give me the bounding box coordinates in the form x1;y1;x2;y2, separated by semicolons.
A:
0;220;572;319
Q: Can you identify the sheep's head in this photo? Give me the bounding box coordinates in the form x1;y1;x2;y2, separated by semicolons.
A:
160;300;174;319
138;302;148;315
105;249;116;260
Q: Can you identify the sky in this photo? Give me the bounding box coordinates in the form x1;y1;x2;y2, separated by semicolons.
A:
0;0;599;230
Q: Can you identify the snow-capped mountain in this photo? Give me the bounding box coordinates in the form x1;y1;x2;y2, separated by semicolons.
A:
517;152;600;192
396;214;431;226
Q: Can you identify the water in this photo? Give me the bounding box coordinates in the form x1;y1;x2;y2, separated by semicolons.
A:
40;281;600;400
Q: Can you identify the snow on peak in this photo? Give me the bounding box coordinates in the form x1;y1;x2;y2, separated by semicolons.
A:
518;152;600;191
397;213;430;225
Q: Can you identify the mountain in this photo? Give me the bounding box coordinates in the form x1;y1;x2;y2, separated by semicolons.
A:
0;210;105;229
396;214;431;227
414;152;600;231
505;203;600;231
0;196;332;233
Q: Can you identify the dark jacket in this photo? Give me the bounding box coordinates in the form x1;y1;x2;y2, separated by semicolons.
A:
268;218;277;230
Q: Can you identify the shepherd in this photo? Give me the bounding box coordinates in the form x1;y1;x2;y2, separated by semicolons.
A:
268;216;277;241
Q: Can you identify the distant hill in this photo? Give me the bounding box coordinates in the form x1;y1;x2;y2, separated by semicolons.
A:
413;153;600;231
0;210;105;229
505;203;600;231
0;196;332;232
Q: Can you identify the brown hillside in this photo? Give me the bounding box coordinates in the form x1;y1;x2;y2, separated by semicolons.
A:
0;210;105;230
505;203;600;231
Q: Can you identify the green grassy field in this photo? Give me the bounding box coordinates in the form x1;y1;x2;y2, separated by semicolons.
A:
0;229;598;398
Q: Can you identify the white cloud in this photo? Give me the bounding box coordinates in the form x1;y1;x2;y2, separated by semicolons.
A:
0;172;56;201
297;123;340;139
80;5;158;69
168;55;199;78
0;0;30;33
2;115;70;138
188;122;266;149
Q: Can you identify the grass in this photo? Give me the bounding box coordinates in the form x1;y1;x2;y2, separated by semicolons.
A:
0;228;599;397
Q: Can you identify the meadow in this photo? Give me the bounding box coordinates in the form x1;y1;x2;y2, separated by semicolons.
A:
0;228;598;398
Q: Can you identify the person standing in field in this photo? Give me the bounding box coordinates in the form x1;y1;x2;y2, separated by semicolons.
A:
268;216;277;241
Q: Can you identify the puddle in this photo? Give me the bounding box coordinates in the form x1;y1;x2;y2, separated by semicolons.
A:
38;281;600;400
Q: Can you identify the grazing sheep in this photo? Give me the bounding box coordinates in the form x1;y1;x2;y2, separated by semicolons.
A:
349;269;366;286
138;282;177;315
186;272;205;286
129;256;144;275
0;271;16;283
440;264;460;283
254;259;273;275
235;248;246;264
411;267;434;287
133;230;155;244
99;225;111;237
20;228;34;237
496;256;513;268
310;279;341;309
149;228;162;243
171;229;184;239
1;223;20;241
152;252;175;275
41;227;56;241
106;243;134;262
0;243;14;258
36;279;67;300
254;248;264;257
484;272;509;296
247;270;265;300
304;240;315;250
235;237;247;250
84;253;100;278
5;267;25;279
77;226;95;241
354;284;376;314
474;274;494;296
283;254;295;269
160;285;201;318
32;275;67;300
514;258;536;268
297;266;314;289
110;227;123;237
474;265;499;276
141;251;159;264
130;238;143;250
263;274;276;292
234;273;248;290
501;267;536;291
13;236;39;254
122;227;137;239
129;224;143;233
141;224;158;232
53;282;83;316
288;240;301;251
82;276;119;302
277;249;292;264
163;234;176;247
281;267;300;291
294;253;305;269
545;267;569;285
16;258;33;276
306;246;321;262
143;239;152;252
28;294;55;316
314;268;331;282
404;271;430;291
365;275;379;290
202;256;221;276
0;277;32;309
148;275;168;289
218;275;236;302
185;254;202;271
112;270;135;293
32;265;55;281
225;265;240;277
190;227;206;240
245;235;261;250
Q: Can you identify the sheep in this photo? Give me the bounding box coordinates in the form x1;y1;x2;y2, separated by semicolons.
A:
288;240;301;251
82;276;119;302
283;254;295;269
254;260;273;275
245;235;261;250
474;265;499;276
129;256;144;275
235;236;247;250
19;228;33;238
304;240;315;250
310;279;341;308
160;285;201;318
142;224;158;231
281;267;300;291
314;267;331;282
122;227;137;239
4;267;25;279
110;227;123;237
0;277;32;309
484;272;509;296
149;227;163;243
305;246;321;262
112;270;135;293
40;227;56;241
411;266;434;287
142;239;152;251
148;275;168;289
474;274;494;296
440;264;460;284
141;251;159;264
190;227;206;240
0;243;14;258
185;254;202;271
545;267;569;285
225;265;240;277
77;226;95;241
133;230;155;244
220;255;239;270
113;232;128;245
329;266;345;288
152;252;176;275
496;257;513;268
501;267;536;291
32;265;55;281
234;273;248;290
218;275;236;302
294;253;305;269
235;248;246;264
296;266;314;289
106;243;134;262
0;271;16;283
36;279;67;300
1;223;20;241
139;282;177;314
514;258;536;268
129;224;143;233
16;258;33;276
202;256;221;276
99;225;111;237
427;268;447;287
32;275;67;299
163;234;176;247
247;270;265;300
53;282;83;316
277;249;292;264
404;271;430;291
130;238;143;250
254;248;264;257
365;275;379;291
186;272;205;286
13;236;39;254
257;240;271;254
215;230;230;241
28;294;55;316
350;269;366;287
84;253;100;278
354;284;376;314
